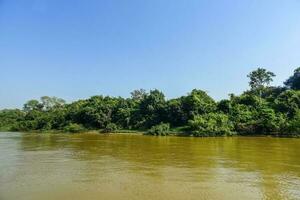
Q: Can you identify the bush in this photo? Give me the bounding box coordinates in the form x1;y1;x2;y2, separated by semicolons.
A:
102;123;118;133
188;113;234;136
286;111;300;134
63;123;85;133
147;123;170;136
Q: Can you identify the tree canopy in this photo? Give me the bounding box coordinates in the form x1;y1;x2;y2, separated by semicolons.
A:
1;67;300;136
285;67;300;90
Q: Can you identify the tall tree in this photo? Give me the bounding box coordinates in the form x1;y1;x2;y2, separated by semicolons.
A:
247;68;275;97
285;67;300;90
23;100;43;112
131;89;147;102
41;96;66;111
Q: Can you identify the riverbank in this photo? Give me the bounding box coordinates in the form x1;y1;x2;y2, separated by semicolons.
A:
4;129;299;138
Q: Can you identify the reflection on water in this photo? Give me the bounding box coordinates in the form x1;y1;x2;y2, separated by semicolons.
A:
0;132;300;200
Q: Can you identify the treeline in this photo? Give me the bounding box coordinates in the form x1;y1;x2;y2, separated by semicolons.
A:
1;67;300;136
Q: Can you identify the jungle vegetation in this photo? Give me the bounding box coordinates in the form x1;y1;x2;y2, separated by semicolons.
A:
1;67;300;136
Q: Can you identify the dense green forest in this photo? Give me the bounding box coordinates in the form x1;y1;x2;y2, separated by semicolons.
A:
1;68;300;136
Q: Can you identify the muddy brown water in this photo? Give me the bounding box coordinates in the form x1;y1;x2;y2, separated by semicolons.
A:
0;132;300;200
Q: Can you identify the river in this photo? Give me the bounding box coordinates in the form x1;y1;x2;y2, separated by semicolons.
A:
0;132;300;200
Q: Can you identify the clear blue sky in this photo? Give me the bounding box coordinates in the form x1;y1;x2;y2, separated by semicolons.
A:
1;0;300;109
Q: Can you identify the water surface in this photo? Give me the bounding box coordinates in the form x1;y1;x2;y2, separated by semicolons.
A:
0;132;300;200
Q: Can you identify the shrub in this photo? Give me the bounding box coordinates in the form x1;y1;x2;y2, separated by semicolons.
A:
188;113;234;136
102;123;118;133
147;123;170;136
286;111;300;134
63;123;85;133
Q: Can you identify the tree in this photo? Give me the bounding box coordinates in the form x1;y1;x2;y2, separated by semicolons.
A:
76;96;119;128
40;96;66;111
23;100;43;112
138;89;167;128
274;90;300;118
0;109;25;131
217;99;232;114
187;113;234;136
254;107;282;133
165;98;186;126
287;111;300;134
182;89;216;120
235;94;263;109
131;89;147;102
247;68;276;96
112;98;136;129
229;104;255;134
285;67;300;90
2;67;300;136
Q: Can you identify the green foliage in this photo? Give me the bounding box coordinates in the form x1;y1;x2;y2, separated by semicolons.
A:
248;68;276;92
0;109;24;131
23;100;43;112
286;111;300;134
63;123;85;133
230;104;256;134
181;89;216;120
274;90;300;117
1;67;300;136
130;89;147;102
285;67;300;90
147;123;170;136
188;113;234;136
165;98;186;126
40;96;66;111
102;123;118;133
255;106;281;133
217;99;231;114
112;98;136;129
137;89;167;128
